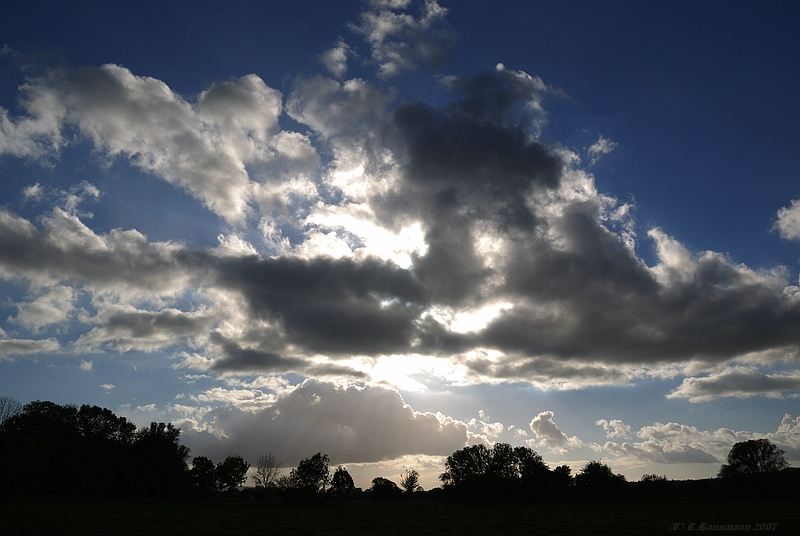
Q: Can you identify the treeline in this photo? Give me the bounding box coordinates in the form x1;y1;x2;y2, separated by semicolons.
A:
1;398;798;503
0;399;250;499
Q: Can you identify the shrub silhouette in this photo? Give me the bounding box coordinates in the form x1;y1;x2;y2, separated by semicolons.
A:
370;476;402;501
575;461;626;500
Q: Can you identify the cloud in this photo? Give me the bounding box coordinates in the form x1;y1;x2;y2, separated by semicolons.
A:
0;337;59;358
596;418;631;439
9;285;75;330
596;416;800;468
182;380;471;465
0;207;191;296
75;305;215;353
587;134;617;165
594;414;800;468
528;411;582;453
3;55;800;390
774;198;800;241
666;366;800;402
350;0;454;78
209;254;427;358
319;39;351;78
0;65;319;224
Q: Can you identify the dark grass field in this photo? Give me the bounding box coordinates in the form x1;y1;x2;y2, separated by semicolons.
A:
1;498;797;535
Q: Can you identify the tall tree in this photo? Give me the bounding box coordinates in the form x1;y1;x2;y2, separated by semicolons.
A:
718;439;788;477
329;466;356;499
290;452;330;494
190;456;218;497
0;396;22;426
399;469;422;496
253;452;282;489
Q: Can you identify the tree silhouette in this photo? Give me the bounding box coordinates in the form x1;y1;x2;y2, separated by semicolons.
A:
400;469;422;496
134;422;191;497
293;452;330;493
216;453;250;492
190;456;218;497
440;443;552;502
330;466;356;500
0;395;22;426
575;460;626;499
0;401;192;498
253;452;281;489
718;439;788;477
370;476;402;501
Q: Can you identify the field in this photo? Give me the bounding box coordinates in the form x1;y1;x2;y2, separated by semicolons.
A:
1;498;797;535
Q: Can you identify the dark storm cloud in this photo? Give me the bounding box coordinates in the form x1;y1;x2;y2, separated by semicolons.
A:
209;334;308;374
203;254;427;356
377;67;564;306
0;208;188;294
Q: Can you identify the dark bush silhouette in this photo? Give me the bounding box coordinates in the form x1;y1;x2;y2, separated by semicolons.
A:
575;460;626;500
718;439;788;477
370;476;402;501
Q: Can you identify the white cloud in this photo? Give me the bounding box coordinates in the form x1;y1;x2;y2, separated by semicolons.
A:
667;366;800;402
351;0;453;78
319;40;351;78
596;418;631;439
79;360;93;371
774;198;800;241
9;285;75;330
1;65;320;224
594;414;800;468
587;134;618;164
528;411;582;453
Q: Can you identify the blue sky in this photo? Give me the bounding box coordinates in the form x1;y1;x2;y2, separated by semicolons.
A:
1;0;799;489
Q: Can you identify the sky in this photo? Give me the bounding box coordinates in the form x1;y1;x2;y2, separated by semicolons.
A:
1;0;799;490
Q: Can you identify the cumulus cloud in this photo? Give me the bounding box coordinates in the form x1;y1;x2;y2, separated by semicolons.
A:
182;380;471;465
9;285;75;330
0;65;319;224
319;39;351;78
774;198;800;241
2;44;800;396
596;414;800;467
528;411;582;453
596;418;631;439
666;366;800;402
